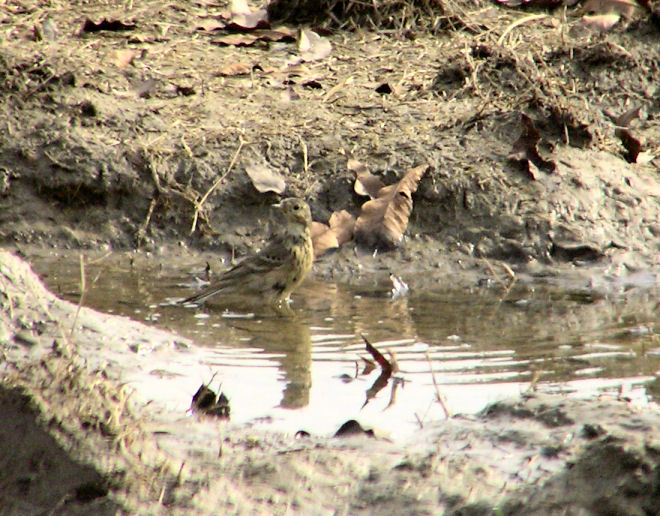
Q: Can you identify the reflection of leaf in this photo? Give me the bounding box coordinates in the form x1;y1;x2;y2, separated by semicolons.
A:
244;161;286;194
299;29;332;62
310;210;355;258
509;114;556;179
349;159;384;199
363;335;392;373
354;165;428;250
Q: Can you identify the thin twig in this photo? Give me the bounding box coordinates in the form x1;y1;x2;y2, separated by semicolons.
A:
425;351;450;418
69;254;86;341
298;134;308;174
190;137;245;235
497;14;547;46
138;197;158;246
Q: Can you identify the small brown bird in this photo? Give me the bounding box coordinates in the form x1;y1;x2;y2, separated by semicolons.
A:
182;198;314;308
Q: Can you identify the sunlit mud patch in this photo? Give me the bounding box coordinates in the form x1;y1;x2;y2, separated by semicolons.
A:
31;250;660;440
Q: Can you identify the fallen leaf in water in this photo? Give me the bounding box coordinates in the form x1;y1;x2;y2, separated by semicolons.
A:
191;384;231;418
333;419;374;438
362;334;392;373
299;29;332;62
509;114;556;179
245;161;286;194
354;165;428;250
349;159;385;199
311;210;355;258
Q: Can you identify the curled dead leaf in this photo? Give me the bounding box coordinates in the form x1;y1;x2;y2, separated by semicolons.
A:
311;210;356;258
349;159;384;199
354;165;428;250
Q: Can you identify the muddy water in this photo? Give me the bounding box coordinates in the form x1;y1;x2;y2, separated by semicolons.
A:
32;251;660;440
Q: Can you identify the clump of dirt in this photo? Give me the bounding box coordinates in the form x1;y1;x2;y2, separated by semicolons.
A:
0;0;657;280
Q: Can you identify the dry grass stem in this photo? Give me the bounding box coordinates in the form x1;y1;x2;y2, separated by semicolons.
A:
190;137;245;235
425;351;451;418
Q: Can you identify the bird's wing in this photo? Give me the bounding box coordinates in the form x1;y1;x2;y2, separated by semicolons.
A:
220;235;293;282
181;236;293;304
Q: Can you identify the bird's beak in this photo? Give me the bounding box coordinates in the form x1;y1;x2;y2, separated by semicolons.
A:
272;201;282;209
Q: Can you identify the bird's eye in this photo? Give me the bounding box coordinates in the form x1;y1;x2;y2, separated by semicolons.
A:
293;204;300;210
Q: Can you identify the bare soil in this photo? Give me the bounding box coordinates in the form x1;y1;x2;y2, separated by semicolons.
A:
1;0;660;513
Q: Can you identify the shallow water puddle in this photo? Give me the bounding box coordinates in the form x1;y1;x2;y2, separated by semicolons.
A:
31;251;660;440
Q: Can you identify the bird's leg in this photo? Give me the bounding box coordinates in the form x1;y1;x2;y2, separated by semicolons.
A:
271;297;294;317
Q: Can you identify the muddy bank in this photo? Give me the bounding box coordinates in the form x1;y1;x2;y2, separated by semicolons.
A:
0;0;658;281
2;250;660;515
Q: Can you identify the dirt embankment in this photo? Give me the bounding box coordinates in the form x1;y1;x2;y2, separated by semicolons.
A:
0;0;658;277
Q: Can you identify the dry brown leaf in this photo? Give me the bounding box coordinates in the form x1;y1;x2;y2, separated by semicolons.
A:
218;62;253;76
113;49;136;69
509;114;556;178
196;19;227;32
311;210;356;258
354;165;428;250
583;0;646;17
581;12;622;30
244;161;286;194
299;29;332;62
349;159;385;199
311;222;338;258
329;210;355;247
223;0;269;29
79;18;136;34
212;28;295;46
616;128;643;163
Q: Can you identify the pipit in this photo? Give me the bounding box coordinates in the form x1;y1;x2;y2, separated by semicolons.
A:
182;198;314;307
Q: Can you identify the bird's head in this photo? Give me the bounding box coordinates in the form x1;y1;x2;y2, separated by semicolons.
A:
275;198;312;227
